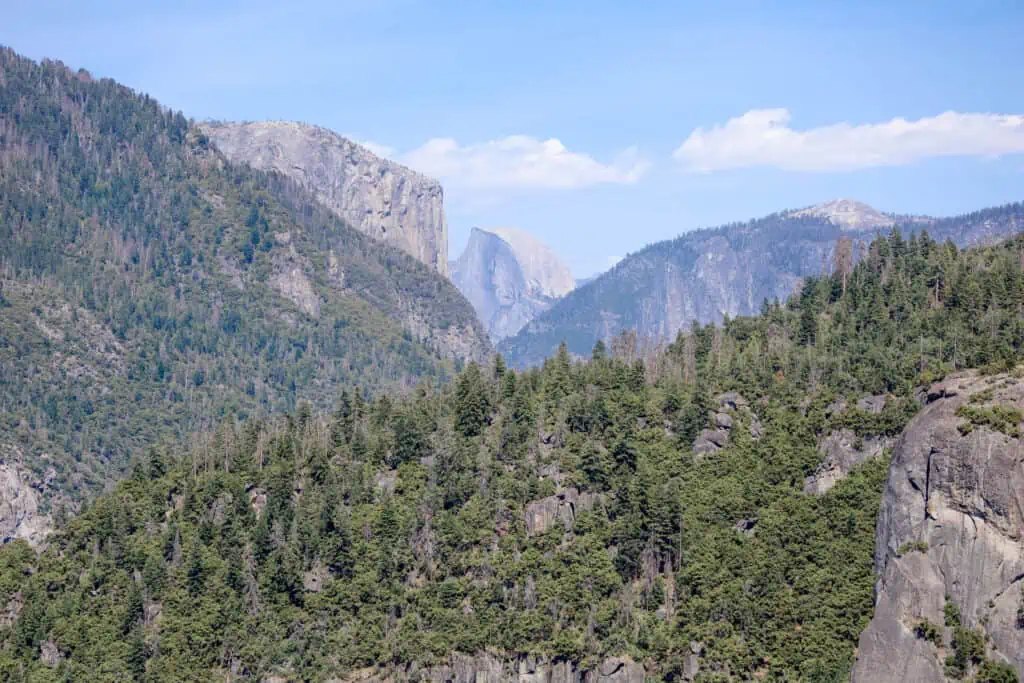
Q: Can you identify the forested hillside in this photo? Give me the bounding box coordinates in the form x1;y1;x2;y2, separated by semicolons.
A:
1;231;1021;681
500;201;1024;368
0;48;489;522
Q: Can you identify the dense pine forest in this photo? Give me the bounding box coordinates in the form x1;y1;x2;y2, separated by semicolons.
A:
0;48;488;506
0;230;1022;681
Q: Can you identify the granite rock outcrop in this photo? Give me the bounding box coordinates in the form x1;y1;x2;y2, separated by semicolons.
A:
850;371;1024;681
201;121;449;275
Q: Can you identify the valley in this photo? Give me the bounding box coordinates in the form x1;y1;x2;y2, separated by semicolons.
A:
0;21;1023;683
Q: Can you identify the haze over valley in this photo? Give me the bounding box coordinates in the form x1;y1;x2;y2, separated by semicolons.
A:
2;3;1024;681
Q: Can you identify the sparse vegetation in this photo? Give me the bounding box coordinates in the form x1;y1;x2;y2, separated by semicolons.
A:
945;627;986;679
946;599;962;628
915;618;943;647
956;404;1023;438
975;660;1020;683
898;540;930;556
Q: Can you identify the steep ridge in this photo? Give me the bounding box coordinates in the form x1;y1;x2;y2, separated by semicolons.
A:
851;371;1024;681
0;47;489;543
500;201;1024;368
2;230;1022;679
200;120;449;275
450;227;575;341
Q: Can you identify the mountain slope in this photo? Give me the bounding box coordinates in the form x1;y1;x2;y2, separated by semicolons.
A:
450;227;575;341
200;120;450;275
1;230;1022;680
0;47;489;542
500;200;1024;367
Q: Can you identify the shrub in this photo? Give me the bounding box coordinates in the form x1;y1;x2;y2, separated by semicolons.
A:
975;659;1019;683
897;540;929;557
945;626;986;679
914;619;942;647
944;600;962;628
955;404;1022;438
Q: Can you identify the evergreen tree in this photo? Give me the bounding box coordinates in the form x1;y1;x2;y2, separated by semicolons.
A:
455;362;490;438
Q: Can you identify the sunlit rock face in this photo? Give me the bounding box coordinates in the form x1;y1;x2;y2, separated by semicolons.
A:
850;371;1024;682
201;120;449;275
451;227;575;342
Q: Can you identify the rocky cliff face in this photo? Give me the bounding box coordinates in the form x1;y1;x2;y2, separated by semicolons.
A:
500;201;1024;367
850;371;1024;681
524;487;601;537
451;227;575;341
0;444;57;547
327;653;645;683
200;121;449;275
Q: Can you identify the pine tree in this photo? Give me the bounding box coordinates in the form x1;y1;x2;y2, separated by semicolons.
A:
455;362;490;438
148;447;167;480
678;386;711;446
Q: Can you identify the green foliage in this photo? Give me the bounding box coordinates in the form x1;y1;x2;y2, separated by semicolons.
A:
946;598;963;629
0;294;898;681
955;404;1023;438
976;659;1021;683
946;627;986;679
0;105;1020;682
0;47;486;503
455;363;491;438
501;202;1024;369
914;618;942;647
897;540;930;557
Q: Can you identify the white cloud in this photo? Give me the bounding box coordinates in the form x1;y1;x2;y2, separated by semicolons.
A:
353;135;647;190
674;109;1024;172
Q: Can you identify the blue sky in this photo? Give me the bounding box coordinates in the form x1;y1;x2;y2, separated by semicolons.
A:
6;0;1024;276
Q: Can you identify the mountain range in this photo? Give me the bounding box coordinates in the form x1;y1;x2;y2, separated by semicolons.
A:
180;120;1024;378
499;199;1024;367
3;42;1024;683
0;48;489;543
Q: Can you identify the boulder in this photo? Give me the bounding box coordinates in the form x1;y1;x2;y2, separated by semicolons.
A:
717;392;749;411
335;654;645;683
374;470;397;495
857;394;888;414
40;640;64;668
524;488;600;537
691;393;763;457
247;487;268;518
713;412;734;429
734;518;758;537
803;429;893;495
0;445;55;547
693;429;730;457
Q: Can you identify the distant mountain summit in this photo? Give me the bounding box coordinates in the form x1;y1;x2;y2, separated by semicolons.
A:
200;121;449;275
788;198;898;230
486;227;576;299
451;227;575;341
500;201;1024;367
